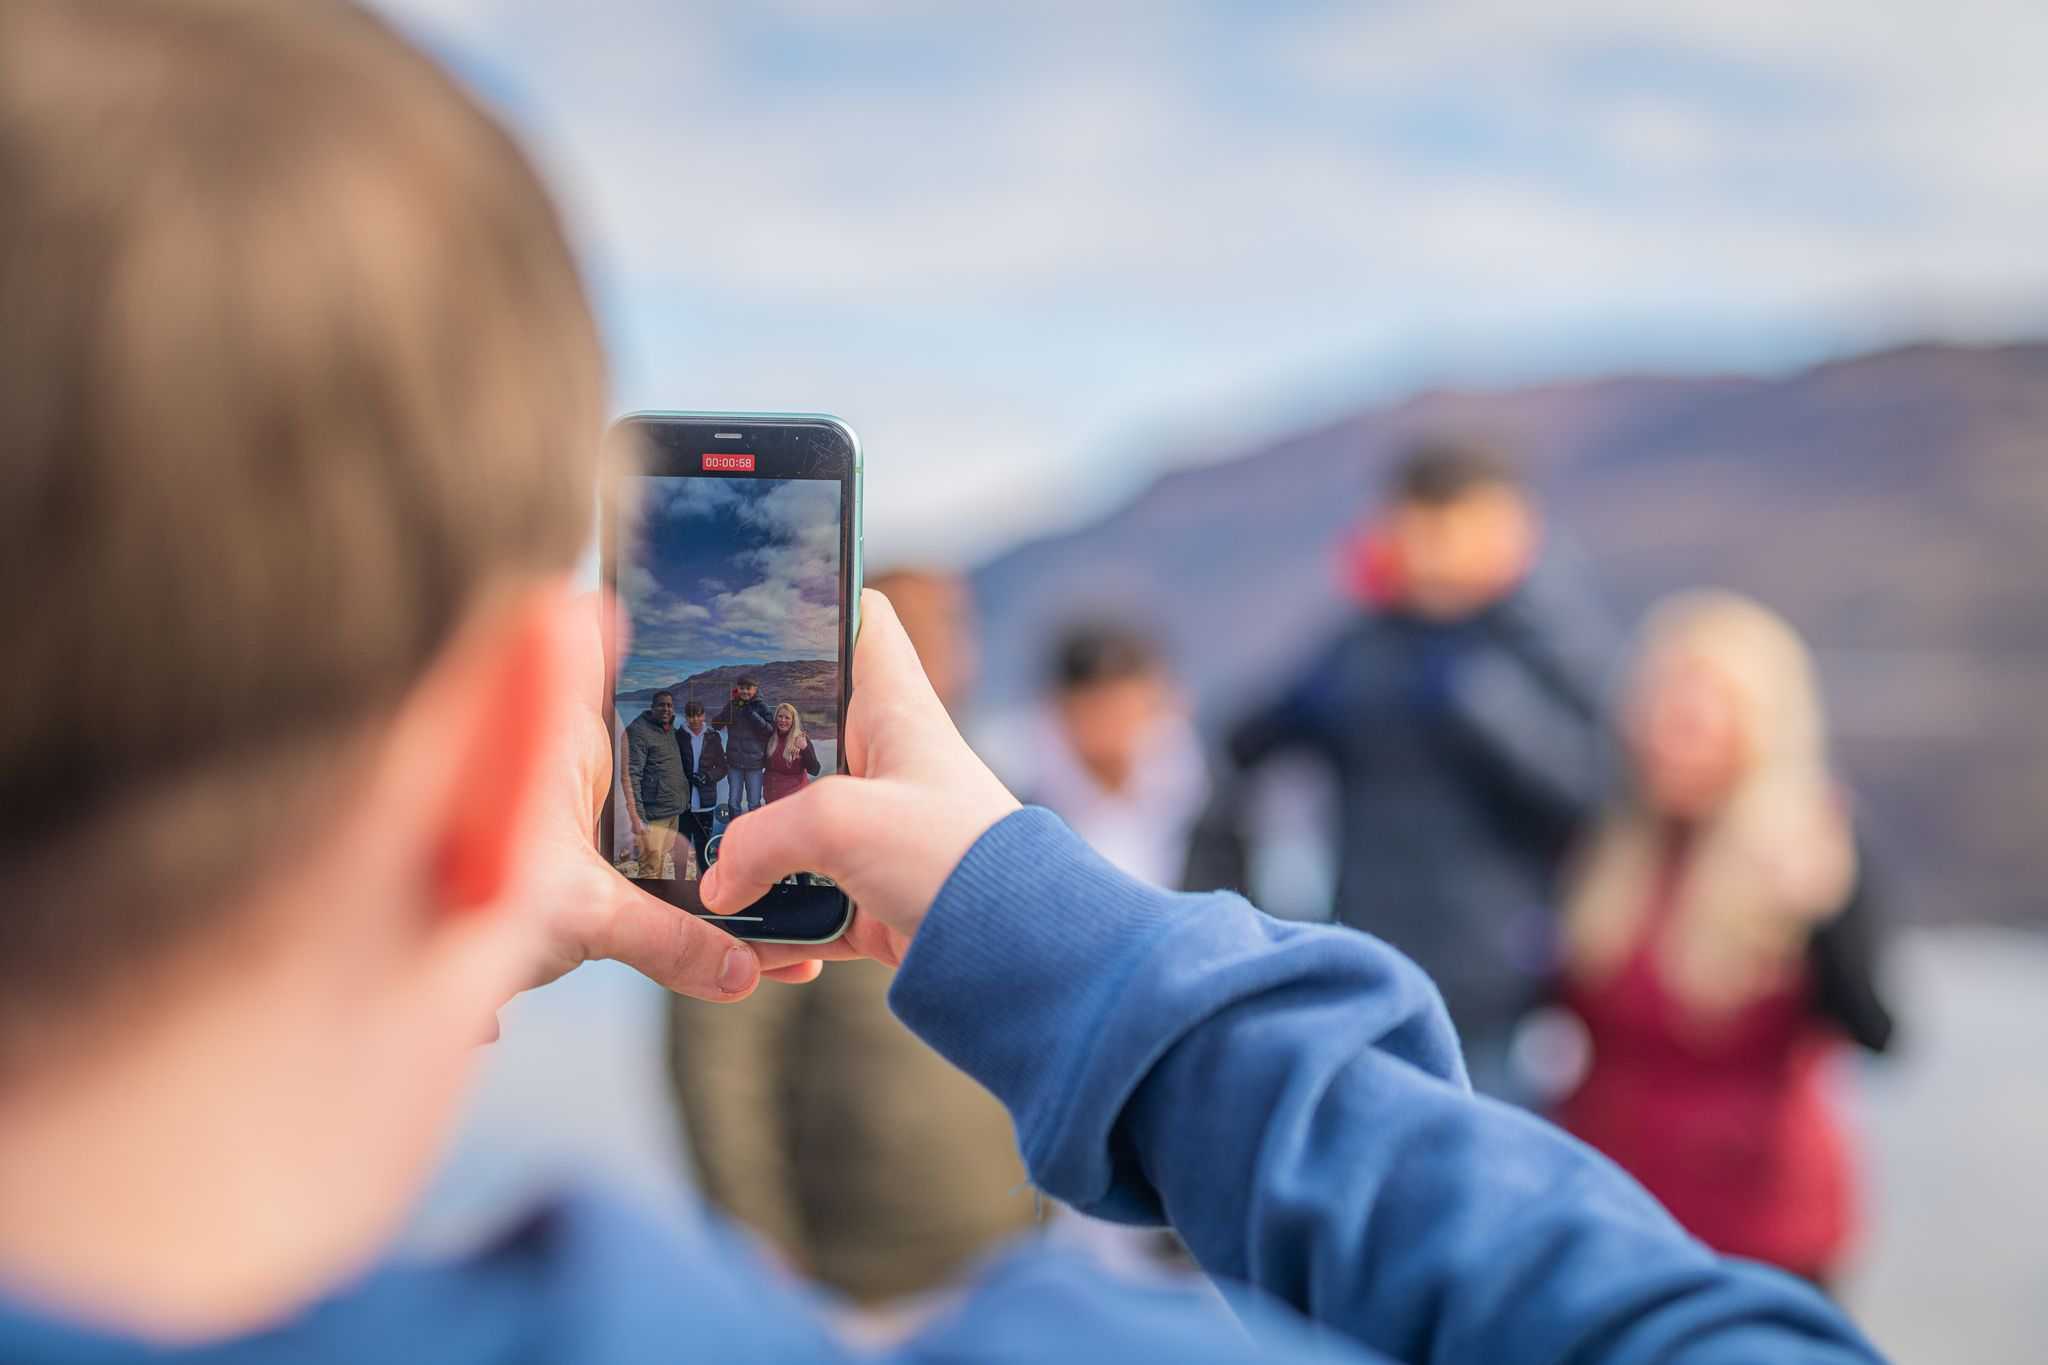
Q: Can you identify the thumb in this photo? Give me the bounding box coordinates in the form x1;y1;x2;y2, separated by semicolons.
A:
700;776;861;916
594;861;763;1000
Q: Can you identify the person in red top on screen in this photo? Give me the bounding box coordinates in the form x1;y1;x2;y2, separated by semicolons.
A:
1556;592;1895;1290
764;701;821;803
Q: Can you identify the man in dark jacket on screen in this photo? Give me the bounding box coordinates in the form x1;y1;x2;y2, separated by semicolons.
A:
625;691;689;879
712;675;776;815
1230;441;1616;1100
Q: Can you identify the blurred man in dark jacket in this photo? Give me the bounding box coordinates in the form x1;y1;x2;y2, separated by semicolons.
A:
1229;440;1616;1100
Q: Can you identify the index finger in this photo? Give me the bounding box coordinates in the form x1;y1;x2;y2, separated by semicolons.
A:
845;589;947;776
851;589;941;698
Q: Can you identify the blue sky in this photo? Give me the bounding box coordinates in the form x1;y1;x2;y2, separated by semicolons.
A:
378;0;2048;564
618;475;842;693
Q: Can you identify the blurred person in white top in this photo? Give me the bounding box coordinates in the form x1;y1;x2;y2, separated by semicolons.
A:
985;622;1210;890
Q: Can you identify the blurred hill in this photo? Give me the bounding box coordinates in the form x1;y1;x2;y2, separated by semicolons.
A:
620;659;840;739
971;341;2048;927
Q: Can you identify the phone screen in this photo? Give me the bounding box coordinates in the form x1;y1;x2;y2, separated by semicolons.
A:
603;415;859;943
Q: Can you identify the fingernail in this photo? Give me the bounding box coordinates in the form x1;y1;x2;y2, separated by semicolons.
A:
699;866;720;904
718;946;755;995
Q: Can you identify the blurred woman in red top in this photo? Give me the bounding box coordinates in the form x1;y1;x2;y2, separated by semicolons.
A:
1557;592;1893;1289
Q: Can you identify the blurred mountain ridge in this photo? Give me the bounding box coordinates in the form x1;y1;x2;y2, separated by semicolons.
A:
972;339;2048;926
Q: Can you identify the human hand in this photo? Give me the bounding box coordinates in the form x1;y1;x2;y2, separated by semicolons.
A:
699;591;1020;966
514;596;830;1002
1760;787;1857;922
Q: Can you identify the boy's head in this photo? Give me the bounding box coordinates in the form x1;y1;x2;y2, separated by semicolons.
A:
1050;623;1175;794
1379;439;1537;622
735;677;759;700
683;699;707;732
0;0;603;1317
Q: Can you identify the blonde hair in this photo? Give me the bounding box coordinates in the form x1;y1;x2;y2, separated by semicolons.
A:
1563;592;1856;1018
0;0;606;1027
772;703;809;760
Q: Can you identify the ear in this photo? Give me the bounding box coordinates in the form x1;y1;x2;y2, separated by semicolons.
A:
428;591;565;917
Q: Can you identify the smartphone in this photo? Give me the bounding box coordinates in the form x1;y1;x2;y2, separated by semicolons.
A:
600;412;861;943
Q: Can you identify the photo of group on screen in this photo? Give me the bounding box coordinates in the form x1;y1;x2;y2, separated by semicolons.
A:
619;676;823;882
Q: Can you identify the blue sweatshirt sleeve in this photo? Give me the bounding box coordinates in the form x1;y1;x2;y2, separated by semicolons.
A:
889;809;1883;1365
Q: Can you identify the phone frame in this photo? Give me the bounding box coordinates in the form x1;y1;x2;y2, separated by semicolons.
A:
600;411;862;944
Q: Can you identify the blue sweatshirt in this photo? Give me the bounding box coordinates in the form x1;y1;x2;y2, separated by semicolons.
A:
0;809;1882;1363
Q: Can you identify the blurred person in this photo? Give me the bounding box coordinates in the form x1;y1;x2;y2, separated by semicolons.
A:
0;4;1884;1362
763;702;821;803
678;699;728;878
712;675;774;814
1228;439;1615;1099
985;623;1210;890
624;690;686;879
1557;592;1895;1290
669;568;1036;1307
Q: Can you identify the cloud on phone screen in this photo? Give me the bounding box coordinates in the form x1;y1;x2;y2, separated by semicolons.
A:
621;477;839;691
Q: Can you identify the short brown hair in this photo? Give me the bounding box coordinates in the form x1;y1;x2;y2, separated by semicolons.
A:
0;0;605;1028
1387;438;1520;506
1051;622;1165;694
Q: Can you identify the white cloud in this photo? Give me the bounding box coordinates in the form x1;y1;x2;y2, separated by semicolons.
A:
650;477;743;520
622;561;662;605
630;479;840;664
653;599;711;626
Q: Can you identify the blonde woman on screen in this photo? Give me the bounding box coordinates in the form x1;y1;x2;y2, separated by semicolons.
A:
764;702;820;804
